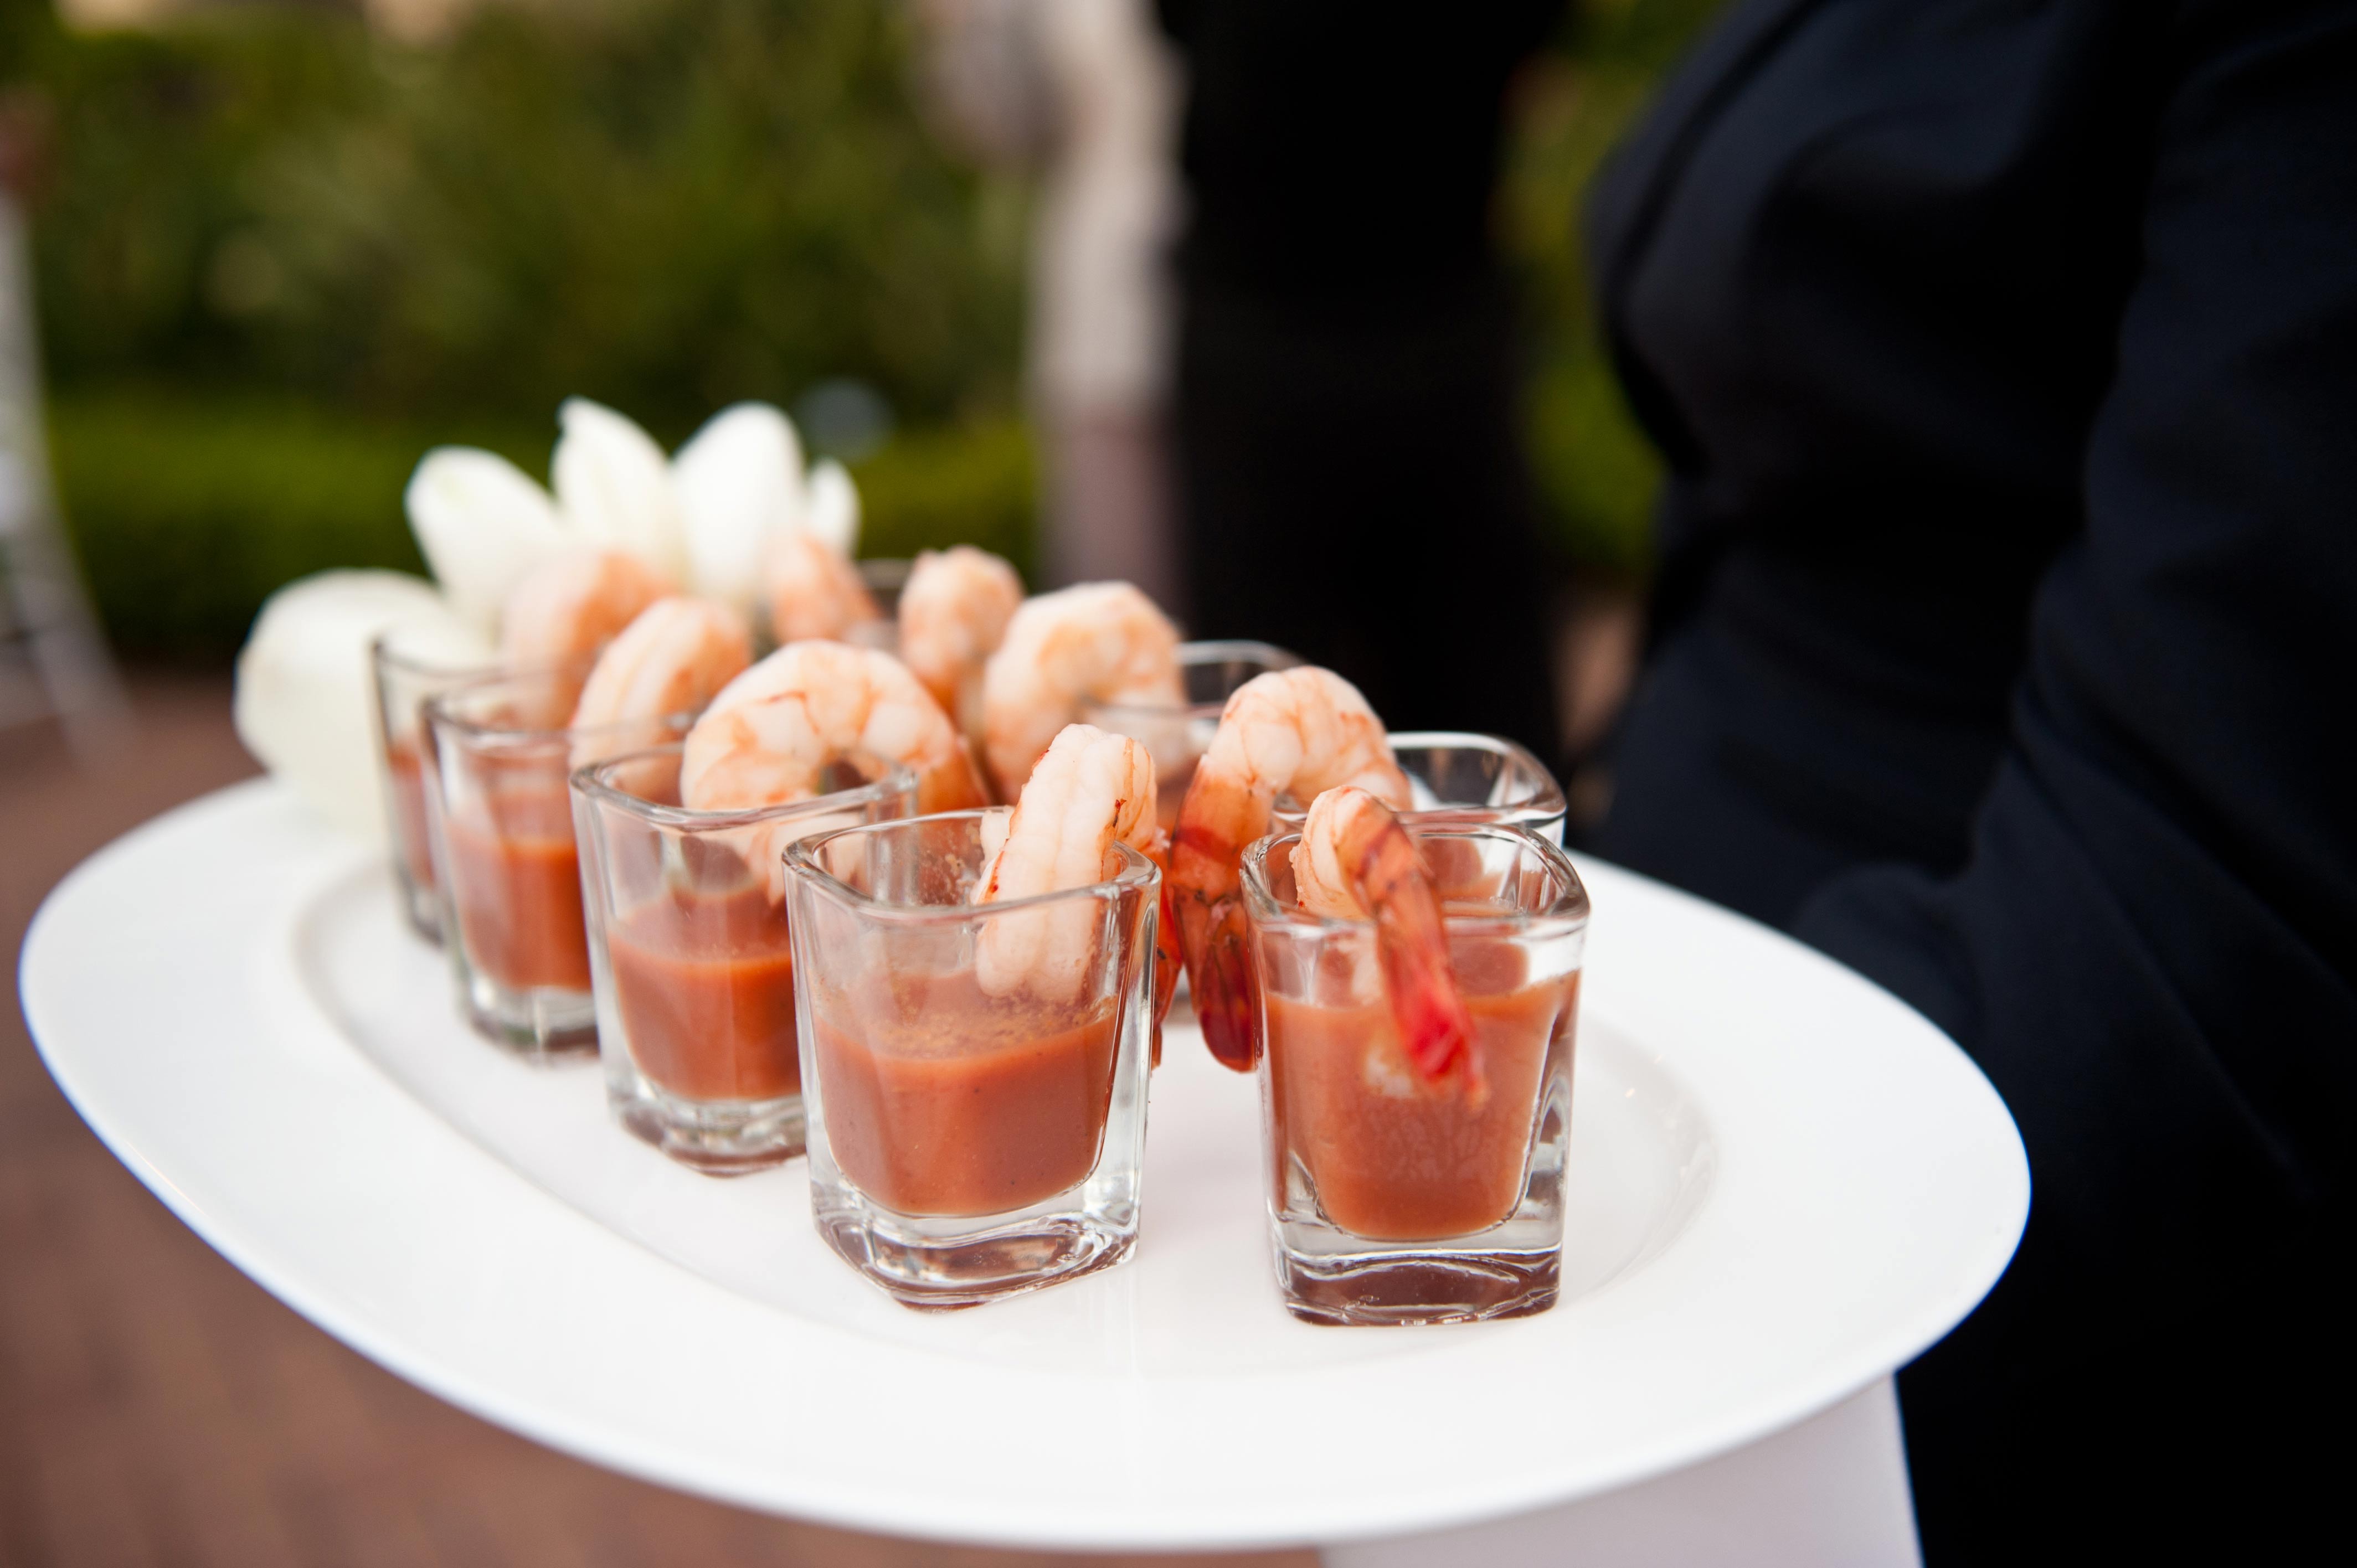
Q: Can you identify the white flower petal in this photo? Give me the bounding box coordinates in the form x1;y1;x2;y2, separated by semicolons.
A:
404;447;568;632
804;457;862;559
552;397;687;582
377;608;498;670
673;402;805;611
234;571;481;844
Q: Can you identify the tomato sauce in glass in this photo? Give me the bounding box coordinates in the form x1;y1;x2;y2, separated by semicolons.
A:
1267;946;1577;1242
813;972;1121;1218
442;783;591;992
608;886;800;1103
385;737;438;893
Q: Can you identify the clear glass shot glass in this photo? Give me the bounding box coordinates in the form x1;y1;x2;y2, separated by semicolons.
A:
857;556;912;618
425;662;689;1060
1082;639;1301;833
783;811;1159;1309
1243;822;1589;1325
1275;732;1567;846
843;558;908;654
370;630;496;943
570;746;918;1174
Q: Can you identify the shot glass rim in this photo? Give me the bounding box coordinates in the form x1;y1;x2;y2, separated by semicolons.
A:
423;657;690;750
1078;639;1304;725
1239;819;1591;938
569;742;920;833
368;626;501;682
1273;731;1567;824
783;808;1160;923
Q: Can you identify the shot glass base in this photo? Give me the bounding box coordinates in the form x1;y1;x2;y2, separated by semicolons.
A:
458;969;599;1062
814;1185;1138;1312
395;873;443;946
613;1081;804;1176
1274;1236;1561;1327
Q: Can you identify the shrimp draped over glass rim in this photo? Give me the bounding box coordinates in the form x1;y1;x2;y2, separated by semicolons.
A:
500;547;671;669
678;640;983;902
764;529;882;645
979;582;1182;803
1170;666;1409;1070
899;545;1024;750
567;597;752;765
681;639;986;817
1293;785;1481;1097
972;723;1164;1008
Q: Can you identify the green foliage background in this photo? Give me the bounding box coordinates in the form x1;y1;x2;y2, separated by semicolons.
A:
7;0;1715;658
1503;0;1724;578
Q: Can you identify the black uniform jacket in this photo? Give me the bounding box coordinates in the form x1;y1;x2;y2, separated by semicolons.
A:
1584;0;2355;1556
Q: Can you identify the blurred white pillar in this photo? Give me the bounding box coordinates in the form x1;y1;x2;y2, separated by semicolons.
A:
1027;0;1182;611
0;190;130;755
913;0;1183;608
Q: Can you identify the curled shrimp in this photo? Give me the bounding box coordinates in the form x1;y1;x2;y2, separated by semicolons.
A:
681;640;987;816
567;597;752;765
899;545;1023;748
764;529;881;644
979;581;1182;802
1294;786;1481;1096
972;723;1161;1006
1170;666;1409;1070
501;548;671;668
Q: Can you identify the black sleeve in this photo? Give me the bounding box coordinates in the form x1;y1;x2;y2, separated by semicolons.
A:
1790;0;2357;1551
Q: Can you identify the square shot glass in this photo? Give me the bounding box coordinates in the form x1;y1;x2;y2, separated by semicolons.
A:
1243;822;1589;1325
1080;639;1301;833
370;629;496;943
783;811;1159;1309
571;745;917;1174
1275;731;1568;845
425;662;689;1060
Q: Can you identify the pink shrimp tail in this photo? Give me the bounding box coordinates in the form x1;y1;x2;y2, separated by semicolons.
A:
1378;927;1483;1096
1349;800;1483;1098
1171;812;1263;1070
1191;914;1257;1071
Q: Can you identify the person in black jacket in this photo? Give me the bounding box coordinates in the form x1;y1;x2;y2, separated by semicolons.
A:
1583;0;2354;1556
1158;0;1566;761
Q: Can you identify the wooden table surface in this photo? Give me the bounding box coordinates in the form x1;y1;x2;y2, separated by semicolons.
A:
0;673;1314;1568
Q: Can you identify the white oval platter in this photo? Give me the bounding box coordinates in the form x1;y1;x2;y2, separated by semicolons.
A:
20;781;2026;1552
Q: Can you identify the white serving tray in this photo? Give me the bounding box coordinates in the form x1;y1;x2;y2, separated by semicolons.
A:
20;781;2026;1553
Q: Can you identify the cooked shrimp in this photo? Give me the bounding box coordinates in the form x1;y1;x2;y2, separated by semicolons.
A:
681;640;987;816
500;547;671;667
763;529;881;644
1294;786;1480;1095
899;546;1023;747
972;724;1161;1005
979;581;1182;801
1170;666;1410;1070
567;597;752;764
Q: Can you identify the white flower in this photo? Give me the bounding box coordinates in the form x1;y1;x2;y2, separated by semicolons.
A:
243;393;873;843
672;401;805;611
403;447;569;632
804;456;862;559
552;397;687;584
233;571;493;845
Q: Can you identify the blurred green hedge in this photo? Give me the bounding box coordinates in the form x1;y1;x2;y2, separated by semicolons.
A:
48;389;1036;658
17;0;1716;656
15;0;1037;657
25;0;1025;431
1501;0;1726;577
